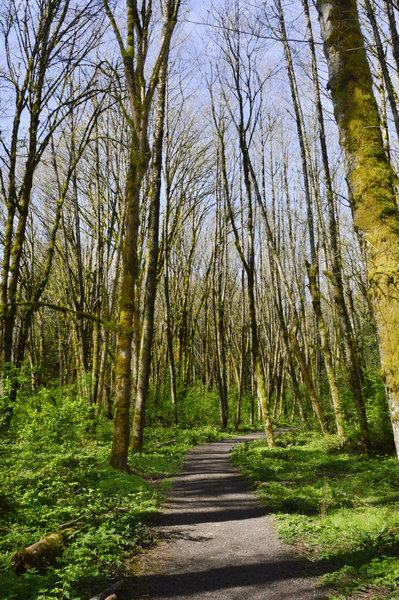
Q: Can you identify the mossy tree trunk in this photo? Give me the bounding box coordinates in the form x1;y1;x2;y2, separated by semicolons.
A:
110;149;145;470
318;0;399;456
104;0;181;470
302;0;369;447
131;59;168;453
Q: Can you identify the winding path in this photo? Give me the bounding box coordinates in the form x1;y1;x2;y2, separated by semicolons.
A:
128;433;327;600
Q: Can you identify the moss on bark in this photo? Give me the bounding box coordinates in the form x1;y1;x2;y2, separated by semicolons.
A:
318;0;399;455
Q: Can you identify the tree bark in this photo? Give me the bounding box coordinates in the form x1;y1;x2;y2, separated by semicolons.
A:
318;0;399;456
131;60;168;453
105;0;181;469
301;0;369;446
11;531;72;575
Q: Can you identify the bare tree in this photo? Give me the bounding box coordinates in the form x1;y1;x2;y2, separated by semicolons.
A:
0;0;102;425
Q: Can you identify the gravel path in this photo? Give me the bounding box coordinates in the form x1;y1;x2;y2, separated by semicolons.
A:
128;433;328;600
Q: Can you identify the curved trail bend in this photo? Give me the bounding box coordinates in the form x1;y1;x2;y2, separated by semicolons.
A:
129;433;327;600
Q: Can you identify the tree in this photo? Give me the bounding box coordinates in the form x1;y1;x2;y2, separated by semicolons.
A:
103;0;181;471
210;3;275;445
275;0;345;441
0;0;102;425
131;57;168;452
317;0;399;457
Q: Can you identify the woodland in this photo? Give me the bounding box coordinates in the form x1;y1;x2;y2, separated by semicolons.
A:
1;0;399;598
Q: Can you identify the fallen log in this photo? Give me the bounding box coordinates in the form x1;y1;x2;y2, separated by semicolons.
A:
11;529;74;575
11;506;132;576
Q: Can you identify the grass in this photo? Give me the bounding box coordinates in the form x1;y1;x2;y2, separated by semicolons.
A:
231;430;399;600
0;421;232;600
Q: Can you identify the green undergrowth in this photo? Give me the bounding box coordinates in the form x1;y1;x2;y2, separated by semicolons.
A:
231;430;399;600
0;422;231;600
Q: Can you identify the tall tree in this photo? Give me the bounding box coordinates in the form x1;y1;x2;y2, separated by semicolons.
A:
276;0;345;441
103;0;181;471
317;0;399;456
210;46;275;445
0;0;101;425
131;57;169;452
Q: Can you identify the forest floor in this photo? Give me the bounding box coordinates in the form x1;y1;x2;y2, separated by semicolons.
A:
120;432;328;600
4;422;398;599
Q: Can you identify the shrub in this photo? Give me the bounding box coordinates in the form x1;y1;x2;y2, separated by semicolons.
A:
15;390;96;448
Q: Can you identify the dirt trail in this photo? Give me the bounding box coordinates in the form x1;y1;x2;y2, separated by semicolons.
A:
127;433;327;599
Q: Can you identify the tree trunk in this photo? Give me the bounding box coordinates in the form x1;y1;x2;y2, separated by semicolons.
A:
104;0;181;469
131;60;168;453
110;151;144;470
318;0;399;456
11;531;71;575
278;0;343;439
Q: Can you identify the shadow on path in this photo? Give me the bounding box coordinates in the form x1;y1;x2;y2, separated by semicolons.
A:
133;559;322;598
157;505;266;526
128;433;328;600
